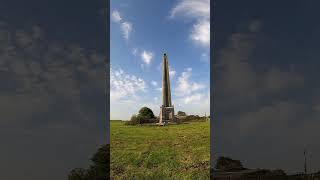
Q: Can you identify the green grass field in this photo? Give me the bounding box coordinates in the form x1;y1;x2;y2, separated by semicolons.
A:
110;120;210;180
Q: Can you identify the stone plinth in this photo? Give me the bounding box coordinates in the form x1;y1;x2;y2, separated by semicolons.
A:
159;106;175;125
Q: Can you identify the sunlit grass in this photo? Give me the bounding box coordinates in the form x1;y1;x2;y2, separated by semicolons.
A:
110;121;210;180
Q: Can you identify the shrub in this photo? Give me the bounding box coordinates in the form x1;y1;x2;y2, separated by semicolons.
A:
126;107;156;125
125;115;141;125
183;115;207;122
271;169;286;176
177;111;187;116
174;116;181;123
215;156;244;171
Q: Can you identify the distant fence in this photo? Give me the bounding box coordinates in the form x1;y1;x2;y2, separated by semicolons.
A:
212;175;320;180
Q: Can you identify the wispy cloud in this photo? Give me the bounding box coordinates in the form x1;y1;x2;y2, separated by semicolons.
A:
110;67;146;101
184;93;202;104
111;10;122;23
111;10;132;40
174;90;210;115
170;0;210;47
121;22;132;40
169;66;176;78
141;50;154;65
190;19;210;46
170;0;209;19
175;68;205;96
172;67;208;113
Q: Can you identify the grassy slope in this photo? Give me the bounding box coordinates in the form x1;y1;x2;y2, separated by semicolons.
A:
110;121;210;180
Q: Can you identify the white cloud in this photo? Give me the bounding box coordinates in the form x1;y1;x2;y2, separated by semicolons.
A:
110;67;146;101
191;20;210;46
111;10;132;40
175;68;205;95
184;93;202;104
170;0;209;19
169;66;176;78
121;21;132;40
141;50;154;65
151;80;158;87
111;10;122;23
170;0;210;48
174;90;210;116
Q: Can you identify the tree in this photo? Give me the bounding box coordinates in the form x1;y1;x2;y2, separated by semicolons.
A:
87;144;110;179
125;107;156;125
68;144;110;180
138;107;155;119
68;168;87;180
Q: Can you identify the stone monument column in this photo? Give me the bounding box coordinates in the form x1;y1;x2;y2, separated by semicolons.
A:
159;53;175;125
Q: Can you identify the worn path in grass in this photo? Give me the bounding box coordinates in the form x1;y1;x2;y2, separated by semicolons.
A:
110;121;210;180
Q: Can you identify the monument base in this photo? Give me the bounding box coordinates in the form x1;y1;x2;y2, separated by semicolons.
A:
159;106;175;125
156;122;165;126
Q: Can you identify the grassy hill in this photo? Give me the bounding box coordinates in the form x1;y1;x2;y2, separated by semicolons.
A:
110;120;210;180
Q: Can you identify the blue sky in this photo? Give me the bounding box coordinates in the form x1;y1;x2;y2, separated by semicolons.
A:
110;0;210;120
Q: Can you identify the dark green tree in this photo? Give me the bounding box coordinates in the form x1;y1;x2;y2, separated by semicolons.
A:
138;107;155;119
125;107;156;125
68;144;110;180
68;168;87;180
87;144;110;179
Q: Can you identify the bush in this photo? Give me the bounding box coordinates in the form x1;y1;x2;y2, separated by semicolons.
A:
125;107;156;125
271;169;286;176
174;116;182;123
215;156;244;171
177;111;187;116
125;115;141;125
183;115;207;122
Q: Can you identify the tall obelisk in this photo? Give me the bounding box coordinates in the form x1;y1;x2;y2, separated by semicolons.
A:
159;53;175;125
